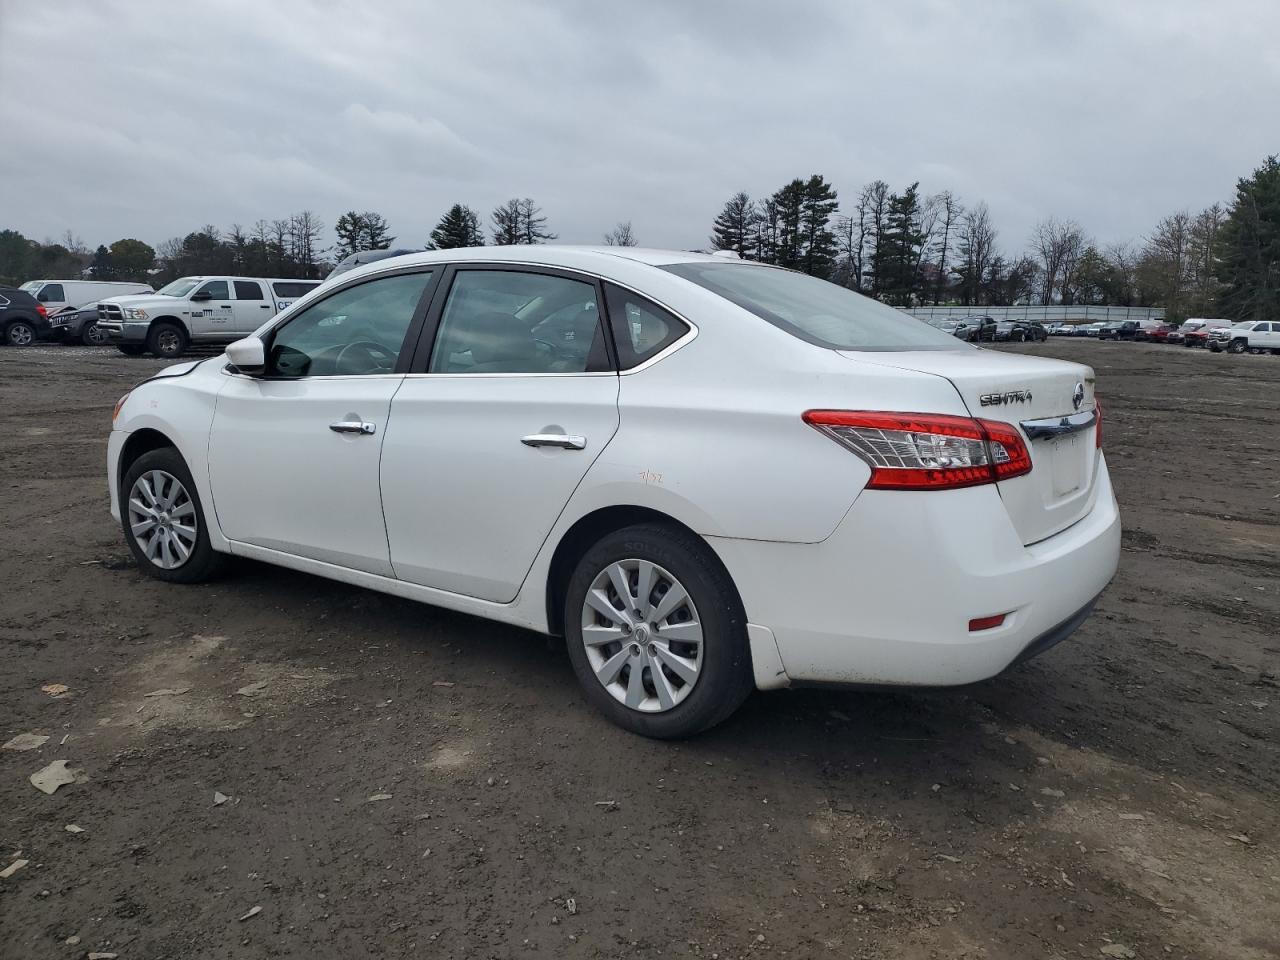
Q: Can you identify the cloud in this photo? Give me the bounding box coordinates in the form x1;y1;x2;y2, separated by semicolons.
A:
1;0;1277;255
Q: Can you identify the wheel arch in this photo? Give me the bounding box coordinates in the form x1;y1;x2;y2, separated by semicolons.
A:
116;427;179;511
543;504;743;638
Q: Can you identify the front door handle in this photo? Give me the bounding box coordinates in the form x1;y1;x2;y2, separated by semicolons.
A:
521;433;586;450
330;420;376;435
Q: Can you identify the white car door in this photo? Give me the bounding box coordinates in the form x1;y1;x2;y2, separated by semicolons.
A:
231;280;274;333
207;269;438;576
379;265;621;602
187;279;234;339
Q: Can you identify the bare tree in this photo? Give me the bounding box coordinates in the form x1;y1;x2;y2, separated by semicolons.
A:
1143;211;1193;320
956;203;997;305
861;180;890;294
930;191;963;304
603;221;637;247
1032;217;1086;304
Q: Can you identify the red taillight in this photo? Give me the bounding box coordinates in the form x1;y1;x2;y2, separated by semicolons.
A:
802;410;1032;491
1094;398;1103;449
36;303;48;318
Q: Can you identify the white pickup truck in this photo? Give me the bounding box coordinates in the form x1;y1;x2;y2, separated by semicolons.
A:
97;276;321;357
1207;320;1280;354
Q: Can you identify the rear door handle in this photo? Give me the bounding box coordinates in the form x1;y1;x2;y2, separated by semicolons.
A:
521;433;586;450
330;420;376;435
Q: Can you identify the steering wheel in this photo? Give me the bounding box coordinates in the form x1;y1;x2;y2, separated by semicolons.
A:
335;340;396;375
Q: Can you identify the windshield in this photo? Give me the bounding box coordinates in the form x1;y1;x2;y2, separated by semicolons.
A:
156;278;202;297
661;262;967;351
19;281;40;293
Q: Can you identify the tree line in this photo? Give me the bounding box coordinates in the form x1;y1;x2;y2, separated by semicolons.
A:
709;156;1279;322
1;155;1275;323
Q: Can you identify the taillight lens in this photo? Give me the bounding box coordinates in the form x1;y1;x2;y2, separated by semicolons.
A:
1094;398;1103;449
802;410;1032;491
36;303;48;318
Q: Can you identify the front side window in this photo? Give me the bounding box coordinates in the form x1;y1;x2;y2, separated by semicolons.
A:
662;261;968;352
197;280;229;300
603;283;689;369
268;271;434;378
39;283;65;302
429;270;607;374
234;280;264;300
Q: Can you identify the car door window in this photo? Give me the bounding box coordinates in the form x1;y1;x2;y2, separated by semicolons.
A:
603;283;690;369
429;270;608;374
234;280;265;300
198;280;229;300
267;271;434;378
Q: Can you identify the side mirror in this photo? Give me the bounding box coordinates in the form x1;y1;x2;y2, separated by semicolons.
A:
226;336;266;374
190;290;213;301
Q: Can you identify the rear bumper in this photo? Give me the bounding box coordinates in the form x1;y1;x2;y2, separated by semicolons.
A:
711;456;1121;688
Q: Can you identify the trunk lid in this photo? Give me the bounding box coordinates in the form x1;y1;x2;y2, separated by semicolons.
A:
841;349;1099;544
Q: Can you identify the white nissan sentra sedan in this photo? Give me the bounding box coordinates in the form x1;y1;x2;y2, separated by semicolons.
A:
107;246;1120;737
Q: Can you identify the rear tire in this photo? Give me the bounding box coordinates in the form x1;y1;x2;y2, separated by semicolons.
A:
120;447;225;583
117;345;146;356
4;320;36;347
563;523;753;739
147;321;188;358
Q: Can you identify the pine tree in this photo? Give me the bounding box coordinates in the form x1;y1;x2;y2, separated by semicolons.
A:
710;192;757;258
770;179;806;269
361;212;394;250
798;174;838;278
89;244;117;280
429;204;485;250
1218;155;1280;322
490;198;554;245
872;183;925;304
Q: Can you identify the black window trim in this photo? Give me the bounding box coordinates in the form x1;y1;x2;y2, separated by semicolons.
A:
244;264;442;380
404;262;618;376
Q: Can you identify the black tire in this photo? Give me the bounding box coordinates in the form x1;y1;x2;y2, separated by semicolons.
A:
117;344;146;356
80;322;108;346
4;320;36;347
146;321;188;358
120;447;225;584
1227;339;1247;355
563;523;753;739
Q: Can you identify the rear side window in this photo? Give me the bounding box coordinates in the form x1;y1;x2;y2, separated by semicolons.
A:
604;283;689;369
272;281;320;298
234;280;265;300
662;261;966;352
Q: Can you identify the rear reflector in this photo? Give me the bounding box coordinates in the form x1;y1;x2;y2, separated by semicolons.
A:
968;614;1008;632
802;410;1033;490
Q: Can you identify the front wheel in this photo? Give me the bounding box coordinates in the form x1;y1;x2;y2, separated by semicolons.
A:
121;447;225;583
81;322;108;346
1228;339;1247;355
147;321;188;358
563;523;753;738
4;320;36;347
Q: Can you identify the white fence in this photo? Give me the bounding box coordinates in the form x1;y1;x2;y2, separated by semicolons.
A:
901;305;1165;324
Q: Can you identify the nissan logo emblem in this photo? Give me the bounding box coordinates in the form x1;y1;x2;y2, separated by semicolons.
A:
1072;382;1086;411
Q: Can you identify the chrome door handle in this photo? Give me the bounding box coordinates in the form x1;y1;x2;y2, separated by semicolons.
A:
521;433;586;450
330;420;376;435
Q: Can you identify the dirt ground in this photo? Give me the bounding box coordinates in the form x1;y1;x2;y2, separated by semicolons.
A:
0;339;1277;960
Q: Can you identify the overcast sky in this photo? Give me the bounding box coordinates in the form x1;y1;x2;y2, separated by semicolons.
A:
1;0;1277;257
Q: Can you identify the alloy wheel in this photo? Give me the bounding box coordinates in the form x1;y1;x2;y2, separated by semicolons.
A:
156;329;182;355
128;469;198;569
85;323;107;345
7;323;34;346
580;559;704;713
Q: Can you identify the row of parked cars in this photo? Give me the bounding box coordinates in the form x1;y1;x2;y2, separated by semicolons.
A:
925;316;1050;342
1;276;322;356
1045;317;1280;354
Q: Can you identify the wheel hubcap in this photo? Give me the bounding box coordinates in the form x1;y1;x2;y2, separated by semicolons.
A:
128;470;197;569
158;331;180;353
581;559;703;713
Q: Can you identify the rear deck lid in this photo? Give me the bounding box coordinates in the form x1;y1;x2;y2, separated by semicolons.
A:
841;349;1099;545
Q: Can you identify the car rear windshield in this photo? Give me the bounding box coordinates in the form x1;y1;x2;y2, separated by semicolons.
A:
661;262;966;351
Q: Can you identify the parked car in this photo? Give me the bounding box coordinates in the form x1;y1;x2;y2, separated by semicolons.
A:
43;303;115;345
327;248;421;282
1207;320;1280;354
1098;321;1141;340
1140;323;1176;343
994;321;1024;341
0;286;50;346
107;247;1119;738
1021;321;1049;342
954;316;997;342
96;276;322;357
19;280;152;317
1164;324;1186;345
1180;318;1232;348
